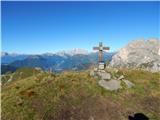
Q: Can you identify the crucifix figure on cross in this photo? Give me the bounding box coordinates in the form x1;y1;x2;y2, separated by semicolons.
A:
93;42;110;70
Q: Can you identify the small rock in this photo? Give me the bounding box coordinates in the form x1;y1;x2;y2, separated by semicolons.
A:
115;69;119;73
90;71;95;76
35;67;42;71
98;79;121;91
94;68;98;71
89;116;94;120
118;75;124;80
113;76;117;79
97;72;111;80
98;70;105;73
122;79;135;88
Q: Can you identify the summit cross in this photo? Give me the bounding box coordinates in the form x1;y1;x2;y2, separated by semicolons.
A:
93;42;110;63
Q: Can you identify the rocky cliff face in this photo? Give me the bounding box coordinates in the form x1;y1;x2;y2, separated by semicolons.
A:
110;38;160;72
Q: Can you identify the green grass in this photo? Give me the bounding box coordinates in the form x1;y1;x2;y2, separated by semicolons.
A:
1;68;160;120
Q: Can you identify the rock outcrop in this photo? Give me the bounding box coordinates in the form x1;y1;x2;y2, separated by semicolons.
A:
110;38;160;72
98;79;121;91
91;68;135;91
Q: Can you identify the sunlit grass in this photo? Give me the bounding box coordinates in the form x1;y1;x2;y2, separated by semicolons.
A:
1;68;160;120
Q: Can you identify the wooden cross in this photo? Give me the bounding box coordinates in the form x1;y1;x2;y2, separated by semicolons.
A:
93;42;110;62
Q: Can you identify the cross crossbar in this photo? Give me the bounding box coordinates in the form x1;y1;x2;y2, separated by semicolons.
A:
93;42;110;62
93;47;99;50
102;47;110;50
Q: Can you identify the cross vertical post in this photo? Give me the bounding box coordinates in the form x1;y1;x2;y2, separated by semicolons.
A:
93;42;110;70
93;42;110;63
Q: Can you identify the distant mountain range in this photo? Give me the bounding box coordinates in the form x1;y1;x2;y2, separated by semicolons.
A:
1;38;160;74
1;49;114;74
1;52;28;64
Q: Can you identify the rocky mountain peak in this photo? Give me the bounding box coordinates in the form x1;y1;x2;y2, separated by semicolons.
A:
110;38;160;72
1;52;8;57
56;48;88;57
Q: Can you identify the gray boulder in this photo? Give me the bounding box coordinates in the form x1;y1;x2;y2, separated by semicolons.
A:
122;79;135;88
90;70;95;77
98;79;121;91
118;75;124;80
97;71;111;80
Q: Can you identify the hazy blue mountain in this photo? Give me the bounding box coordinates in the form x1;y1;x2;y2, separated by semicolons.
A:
1;64;17;74
2;51;115;72
9;55;55;70
1;52;28;64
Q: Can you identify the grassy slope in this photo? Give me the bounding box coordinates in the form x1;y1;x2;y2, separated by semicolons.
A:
1;68;160;120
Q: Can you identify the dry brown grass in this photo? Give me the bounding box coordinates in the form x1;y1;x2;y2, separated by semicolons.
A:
1;68;160;120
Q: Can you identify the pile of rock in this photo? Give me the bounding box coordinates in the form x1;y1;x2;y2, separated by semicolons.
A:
90;69;135;91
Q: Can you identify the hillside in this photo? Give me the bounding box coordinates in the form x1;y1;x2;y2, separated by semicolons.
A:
1;64;17;74
1;68;160;120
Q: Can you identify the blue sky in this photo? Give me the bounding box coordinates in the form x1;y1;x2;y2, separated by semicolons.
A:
2;1;160;54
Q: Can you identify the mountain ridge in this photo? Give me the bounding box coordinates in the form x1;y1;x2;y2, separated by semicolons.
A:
2;38;160;73
1;48;114;64
110;38;160;72
1;48;90;57
1;51;114;73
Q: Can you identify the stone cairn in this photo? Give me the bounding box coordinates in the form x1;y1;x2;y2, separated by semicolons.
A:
91;42;134;91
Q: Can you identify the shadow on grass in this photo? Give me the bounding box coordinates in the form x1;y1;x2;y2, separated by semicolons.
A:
128;113;149;120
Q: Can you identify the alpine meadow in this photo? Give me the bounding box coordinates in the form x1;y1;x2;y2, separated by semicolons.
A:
1;1;160;120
